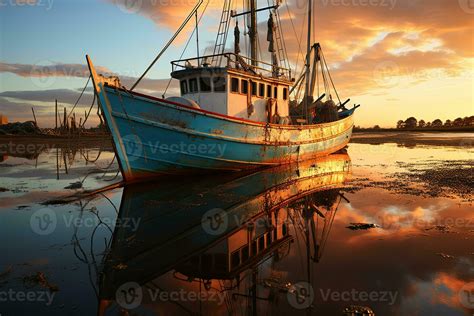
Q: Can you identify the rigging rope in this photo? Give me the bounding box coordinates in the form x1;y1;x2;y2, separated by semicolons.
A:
162;0;211;98
81;90;96;128
131;0;204;91
67;75;90;120
320;48;342;104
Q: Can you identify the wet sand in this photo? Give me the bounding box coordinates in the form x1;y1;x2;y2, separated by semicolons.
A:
352;131;473;147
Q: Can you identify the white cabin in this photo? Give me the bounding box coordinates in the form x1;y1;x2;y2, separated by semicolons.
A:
170;54;293;124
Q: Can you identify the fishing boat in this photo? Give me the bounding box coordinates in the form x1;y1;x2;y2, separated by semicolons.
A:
86;0;357;182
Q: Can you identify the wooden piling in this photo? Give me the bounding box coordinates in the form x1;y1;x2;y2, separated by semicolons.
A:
63;107;67;131
55;99;58;131
31;107;38;127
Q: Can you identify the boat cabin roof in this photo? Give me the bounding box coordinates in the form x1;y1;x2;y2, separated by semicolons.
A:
170;53;293;85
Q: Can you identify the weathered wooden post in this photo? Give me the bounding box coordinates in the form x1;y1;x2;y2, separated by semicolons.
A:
55;99;58;131
63;107;67;132
31;107;38;127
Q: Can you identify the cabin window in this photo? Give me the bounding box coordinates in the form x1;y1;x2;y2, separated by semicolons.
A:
231;77;239;93
180;80;188;95
267;85;272;98
251;81;257;96
231;250;240;269
251;240;257;255
258;235;265;251
200;77;211;92
258;83;265;97
189;78;198;93
274;87;278;99
202;253;212;268
283;87;288;100
213;76;226;92
214;254;226;270
241;79;249;94
241;245;249;262
266;231;273;246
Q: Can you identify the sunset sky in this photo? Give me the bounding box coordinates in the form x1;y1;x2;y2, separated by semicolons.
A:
0;0;472;127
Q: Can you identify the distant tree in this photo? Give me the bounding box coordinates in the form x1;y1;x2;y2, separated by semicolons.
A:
396;120;405;129
465;116;474;126
373;125;381;129
418;120;426;128
405;117;418;129
444;119;452;127
453;117;463;127
432;119;443;127
426;122;432;127
461;116;474;127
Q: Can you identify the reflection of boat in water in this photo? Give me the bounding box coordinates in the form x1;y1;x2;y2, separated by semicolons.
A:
98;153;351;315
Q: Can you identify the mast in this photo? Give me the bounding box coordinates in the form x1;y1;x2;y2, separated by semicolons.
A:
249;0;258;67
304;0;313;121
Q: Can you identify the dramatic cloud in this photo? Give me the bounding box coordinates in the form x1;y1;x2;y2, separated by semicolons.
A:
0;62;110;79
0;62;179;127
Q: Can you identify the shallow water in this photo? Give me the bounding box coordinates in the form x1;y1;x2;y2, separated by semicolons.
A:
0;134;473;316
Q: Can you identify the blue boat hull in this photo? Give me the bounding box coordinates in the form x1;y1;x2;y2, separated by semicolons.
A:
87;57;354;182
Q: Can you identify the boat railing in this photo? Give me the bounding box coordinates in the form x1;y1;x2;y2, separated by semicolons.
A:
171;53;292;80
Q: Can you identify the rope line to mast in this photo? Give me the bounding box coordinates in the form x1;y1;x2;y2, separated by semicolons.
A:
67;75;90;120
162;0;211;98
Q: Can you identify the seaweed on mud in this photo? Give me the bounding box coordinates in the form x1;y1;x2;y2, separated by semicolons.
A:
425;225;456;233
346;223;380;230
22;272;59;292
354;160;473;201
436;253;455;259
64;181;83;190
0;266;12;279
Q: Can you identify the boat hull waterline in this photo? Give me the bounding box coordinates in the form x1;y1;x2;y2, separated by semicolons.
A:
87;56;354;181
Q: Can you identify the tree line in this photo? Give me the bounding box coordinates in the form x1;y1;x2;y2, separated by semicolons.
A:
396;116;474;129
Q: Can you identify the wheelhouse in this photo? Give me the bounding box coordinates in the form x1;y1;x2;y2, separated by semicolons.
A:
171;53;293;124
